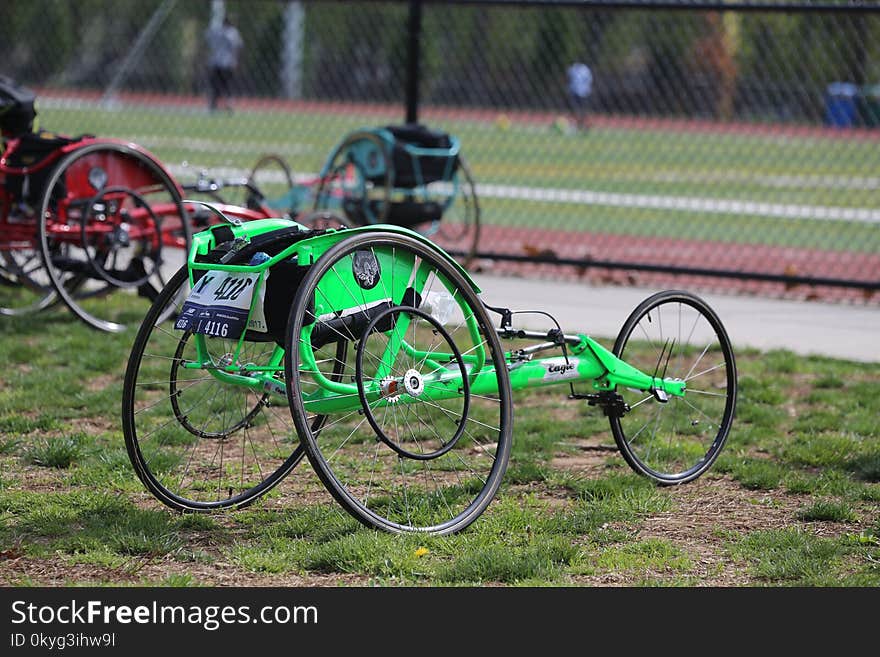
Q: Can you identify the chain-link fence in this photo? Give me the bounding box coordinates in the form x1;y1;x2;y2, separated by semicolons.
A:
2;0;878;302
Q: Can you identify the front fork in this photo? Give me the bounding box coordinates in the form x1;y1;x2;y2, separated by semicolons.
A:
500;327;686;414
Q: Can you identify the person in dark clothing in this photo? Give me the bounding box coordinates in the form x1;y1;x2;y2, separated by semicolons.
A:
204;15;243;112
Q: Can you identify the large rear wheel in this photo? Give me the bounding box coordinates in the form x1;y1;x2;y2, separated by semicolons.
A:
37;142;190;332
313;131;391;226
0;248;58;317
122;266;301;511
284;232;513;534
433;155;480;269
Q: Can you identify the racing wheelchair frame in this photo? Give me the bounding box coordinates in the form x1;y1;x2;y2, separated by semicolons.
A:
122;212;737;535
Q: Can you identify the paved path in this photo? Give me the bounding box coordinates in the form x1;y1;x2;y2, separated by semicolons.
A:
471;272;880;363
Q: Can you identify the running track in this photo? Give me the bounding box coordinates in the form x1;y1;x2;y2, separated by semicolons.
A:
41;89;880;303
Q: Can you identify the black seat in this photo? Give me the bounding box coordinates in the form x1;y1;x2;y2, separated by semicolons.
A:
0;75;37;136
2;132;86;206
383;124;458;188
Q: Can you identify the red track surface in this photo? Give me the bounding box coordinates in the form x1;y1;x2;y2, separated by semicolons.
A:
40;89;880;303
432;224;880;305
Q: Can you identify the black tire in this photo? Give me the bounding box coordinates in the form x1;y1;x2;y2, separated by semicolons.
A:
434;154;481;269
610;290;737;484
247;153;296;215
37;142;191;332
122;265;302;511
284;232;513;534
313;131;392;226
0;248;58;316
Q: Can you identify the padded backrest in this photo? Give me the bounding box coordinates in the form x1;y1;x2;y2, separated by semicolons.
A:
383;124;458;187
0;76;37;136
384;124;453;150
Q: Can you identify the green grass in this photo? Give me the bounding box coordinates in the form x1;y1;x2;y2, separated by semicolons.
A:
726;527;879;585
0;296;877;587
796;500;859;523
23;433;88;469
33;100;880;251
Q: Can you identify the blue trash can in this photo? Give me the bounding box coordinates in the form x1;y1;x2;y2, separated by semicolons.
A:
825;82;858;128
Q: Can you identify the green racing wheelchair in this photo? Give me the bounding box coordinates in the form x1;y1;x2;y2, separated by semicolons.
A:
122;211;737;535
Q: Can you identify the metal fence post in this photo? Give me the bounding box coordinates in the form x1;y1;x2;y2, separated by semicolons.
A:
406;0;422;124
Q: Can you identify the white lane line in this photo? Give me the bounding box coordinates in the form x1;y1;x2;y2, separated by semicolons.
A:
476;182;880;224
166;163;880;224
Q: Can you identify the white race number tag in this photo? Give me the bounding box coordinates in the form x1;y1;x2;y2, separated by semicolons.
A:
175;270;269;338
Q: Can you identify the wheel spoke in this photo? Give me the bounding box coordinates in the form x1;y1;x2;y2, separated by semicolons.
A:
124;265;300;511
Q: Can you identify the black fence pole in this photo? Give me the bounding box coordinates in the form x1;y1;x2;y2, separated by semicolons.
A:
405;0;422;124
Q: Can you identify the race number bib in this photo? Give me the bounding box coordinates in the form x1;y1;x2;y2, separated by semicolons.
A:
175;270;269;339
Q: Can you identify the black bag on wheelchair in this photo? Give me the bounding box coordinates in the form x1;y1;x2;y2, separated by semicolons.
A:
351;124;458;228
191;224;323;346
190;223;414;348
384;124;459;188
2;131;78;206
0;75;38;136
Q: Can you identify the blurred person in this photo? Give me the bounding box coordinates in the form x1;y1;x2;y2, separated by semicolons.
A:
566;61;593;132
204;14;243;112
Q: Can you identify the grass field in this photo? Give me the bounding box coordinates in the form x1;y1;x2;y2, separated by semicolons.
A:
37;99;880;253
1;295;878;587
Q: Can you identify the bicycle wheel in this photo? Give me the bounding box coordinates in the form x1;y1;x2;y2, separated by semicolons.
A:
284;232;513;534
0;247;58;316
247;153;298;215
122;265;302;511
609;290;737;485
37;142;191;332
433;155;480;268
313;131;391;226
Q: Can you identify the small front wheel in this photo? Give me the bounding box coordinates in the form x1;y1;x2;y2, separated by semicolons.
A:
610;290;737;485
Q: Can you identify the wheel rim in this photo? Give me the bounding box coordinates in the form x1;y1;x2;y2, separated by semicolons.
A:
286;234;512;534
355;305;471;460
433;156;480;267
122;266;304;510
77;186;163;289
314;133;391;225
248;153;296;214
0;248;58;316
611;292;736;483
38;144;190;332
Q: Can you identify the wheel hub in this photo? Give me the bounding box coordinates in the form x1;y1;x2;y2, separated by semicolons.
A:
403;368;424;398
380;376;401;403
109;221;132;247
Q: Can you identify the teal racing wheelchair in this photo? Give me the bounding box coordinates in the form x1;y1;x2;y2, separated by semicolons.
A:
249;124;480;266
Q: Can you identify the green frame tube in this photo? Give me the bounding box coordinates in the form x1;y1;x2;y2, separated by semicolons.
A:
180;218;686;417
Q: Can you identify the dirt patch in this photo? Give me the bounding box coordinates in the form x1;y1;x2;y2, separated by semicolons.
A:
0;553;370;587
85;373;119;393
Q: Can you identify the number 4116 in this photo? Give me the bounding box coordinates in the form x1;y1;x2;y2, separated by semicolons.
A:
203;320;229;337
